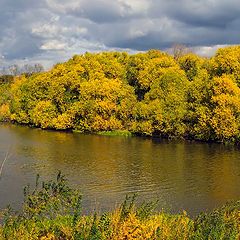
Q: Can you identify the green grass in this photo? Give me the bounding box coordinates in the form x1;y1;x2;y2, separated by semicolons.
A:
72;129;132;137
96;130;132;137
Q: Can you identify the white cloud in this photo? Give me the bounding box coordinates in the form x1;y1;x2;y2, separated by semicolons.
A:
193;44;231;57
32;23;88;39
32;25;65;38
45;0;82;13
40;40;68;50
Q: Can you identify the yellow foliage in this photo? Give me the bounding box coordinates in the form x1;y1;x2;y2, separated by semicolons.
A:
213;74;240;96
211;107;239;140
40;233;56;240
10;75;27;93
108;210;193;240
137;56;179;90
52;113;74;130
210;75;240;140
192;106;212;140
131;120;153;136
211;45;240;82
31;101;57;129
10;110;30;124
0;104;10;121
91;115;122;131
178;53;205;81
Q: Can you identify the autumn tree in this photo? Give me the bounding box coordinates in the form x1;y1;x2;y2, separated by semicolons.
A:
210;75;240;141
178;53;205;81
209;46;240;83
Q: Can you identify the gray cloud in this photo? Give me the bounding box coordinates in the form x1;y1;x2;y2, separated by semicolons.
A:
0;0;240;68
151;0;240;28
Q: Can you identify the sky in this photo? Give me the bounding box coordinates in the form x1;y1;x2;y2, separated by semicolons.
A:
0;0;240;69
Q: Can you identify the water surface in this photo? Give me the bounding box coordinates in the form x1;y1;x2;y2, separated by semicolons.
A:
0;124;240;216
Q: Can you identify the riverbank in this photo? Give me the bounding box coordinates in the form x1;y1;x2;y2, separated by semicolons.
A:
2;121;237;146
0;173;239;239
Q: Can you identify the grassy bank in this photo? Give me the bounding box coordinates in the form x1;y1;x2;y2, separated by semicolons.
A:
96;130;132;137
0;173;240;239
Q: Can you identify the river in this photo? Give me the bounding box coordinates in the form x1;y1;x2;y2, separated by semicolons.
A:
0;124;240;216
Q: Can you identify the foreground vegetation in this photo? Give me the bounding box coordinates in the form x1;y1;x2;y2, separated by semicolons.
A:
0;173;240;239
1;46;240;143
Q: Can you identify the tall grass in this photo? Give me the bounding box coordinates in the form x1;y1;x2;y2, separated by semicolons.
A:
0;173;239;239
0;151;9;180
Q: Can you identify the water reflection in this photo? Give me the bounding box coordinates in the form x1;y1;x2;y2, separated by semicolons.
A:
0;124;240;216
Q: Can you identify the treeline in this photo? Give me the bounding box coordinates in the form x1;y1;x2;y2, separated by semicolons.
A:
0;63;44;76
1;46;240;142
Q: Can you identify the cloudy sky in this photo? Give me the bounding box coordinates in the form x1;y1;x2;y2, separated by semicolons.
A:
0;0;240;68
